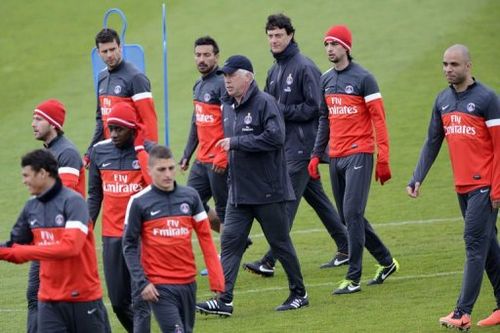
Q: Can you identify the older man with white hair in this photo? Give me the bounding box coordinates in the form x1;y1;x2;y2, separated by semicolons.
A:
196;55;308;316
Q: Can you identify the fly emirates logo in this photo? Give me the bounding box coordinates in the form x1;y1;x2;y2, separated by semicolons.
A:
100;97;112;116
444;115;476;136
195;104;215;123
36;230;60;246
103;174;143;194
327;96;358;115
153;219;189;237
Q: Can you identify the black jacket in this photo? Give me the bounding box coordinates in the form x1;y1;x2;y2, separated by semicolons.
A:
223;81;295;205
265;42;322;161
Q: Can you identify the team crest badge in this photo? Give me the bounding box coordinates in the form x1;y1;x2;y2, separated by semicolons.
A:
132;160;140;169
180;203;190;214
466;103;475;112
244;113;252;125
114;85;122;94
286;74;293;85
204;93;211;102
55;214;65;226
345;85;354;94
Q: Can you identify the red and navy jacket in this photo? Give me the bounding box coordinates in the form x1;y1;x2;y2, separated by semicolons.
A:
0;180;103;302
265;42;323;161
181;67;227;168
409;80;500;199
313;62;390;164
87;139;151;237
87;60;158;155
223;81;295;205
46;134;86;197
123;183;224;293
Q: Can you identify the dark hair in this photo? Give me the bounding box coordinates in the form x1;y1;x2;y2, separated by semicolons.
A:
95;28;120;47
194;36;219;55
265;13;295;43
21;149;59;179
148;145;174;165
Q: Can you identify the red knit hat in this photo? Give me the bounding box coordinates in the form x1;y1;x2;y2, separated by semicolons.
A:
107;103;137;129
324;25;352;52
34;99;66;130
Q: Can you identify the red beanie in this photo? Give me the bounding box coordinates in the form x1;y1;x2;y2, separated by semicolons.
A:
107;103;137;129
34;99;66;130
324;25;352;52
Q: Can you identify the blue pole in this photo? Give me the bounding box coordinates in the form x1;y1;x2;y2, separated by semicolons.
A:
162;3;169;146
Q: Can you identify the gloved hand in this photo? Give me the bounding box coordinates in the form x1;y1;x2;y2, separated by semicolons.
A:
307;157;321;180
134;123;146;152
375;161;392;185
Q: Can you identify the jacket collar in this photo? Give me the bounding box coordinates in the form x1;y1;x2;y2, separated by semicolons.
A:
272;42;299;63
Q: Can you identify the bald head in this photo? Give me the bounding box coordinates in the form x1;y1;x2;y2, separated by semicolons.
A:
444;44;471;62
442;44;473;91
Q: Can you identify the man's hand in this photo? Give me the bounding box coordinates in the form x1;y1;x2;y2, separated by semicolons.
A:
215;138;231;152
307;157;320;180
406;182;421;198
375;161;392;185
141;283;159;302
82;155;90;169
212;165;226;174
179;158;189;171
492;199;500;209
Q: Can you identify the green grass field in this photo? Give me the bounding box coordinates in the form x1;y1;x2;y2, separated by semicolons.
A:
0;0;499;332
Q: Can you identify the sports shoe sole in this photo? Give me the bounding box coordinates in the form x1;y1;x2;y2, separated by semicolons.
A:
242;264;274;277
439;321;470;331
196;306;232;317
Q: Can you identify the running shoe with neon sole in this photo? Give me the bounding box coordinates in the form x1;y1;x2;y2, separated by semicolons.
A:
332;279;361;295
320;252;349;269
439;308;471;331
477;308;500;327
196;299;233;317
367;258;400;285
275;292;309;311
242;259;275;277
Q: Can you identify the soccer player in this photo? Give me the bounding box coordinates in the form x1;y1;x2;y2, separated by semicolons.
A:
243;13;349;277
407;44;500;330
84;28;158;165
25;99;87;333
123;145;224;333
87;103;152;332
196;55;308;316
0;149;110;332
309;24;399;295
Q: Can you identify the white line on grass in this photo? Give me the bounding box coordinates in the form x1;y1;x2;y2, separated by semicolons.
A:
0;271;463;312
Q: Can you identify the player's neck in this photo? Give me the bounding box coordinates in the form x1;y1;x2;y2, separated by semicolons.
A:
453;76;474;93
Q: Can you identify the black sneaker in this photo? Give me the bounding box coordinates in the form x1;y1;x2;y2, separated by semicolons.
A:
245;237;253;250
196;299;233;317
332;280;361;295
275;292;309;311
242;260;275;277
367;258;400;286
320;252;349;269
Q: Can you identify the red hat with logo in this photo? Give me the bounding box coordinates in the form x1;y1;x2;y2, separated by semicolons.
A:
34;99;66;130
324;25;352;52
107;103;137;129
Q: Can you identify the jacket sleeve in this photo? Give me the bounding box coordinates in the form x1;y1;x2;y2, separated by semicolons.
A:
312;88;330;157
136;149;152;185
58;147;84;192
122;196;149;292
1;197;89;263
86;98;104;156
230;98;285;152
280;65;321;123
363;74;390;164
181;112;199;163
3;206;33;247
131;73;158;143
408;101;445;187
485;92;500;200
191;194;224;292
87;149;103;223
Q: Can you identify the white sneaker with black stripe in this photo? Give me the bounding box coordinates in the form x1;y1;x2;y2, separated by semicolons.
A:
196;299;233;317
275;292;309;311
